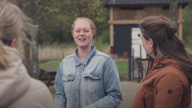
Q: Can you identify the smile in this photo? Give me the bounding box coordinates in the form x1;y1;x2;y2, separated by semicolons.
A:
79;38;86;41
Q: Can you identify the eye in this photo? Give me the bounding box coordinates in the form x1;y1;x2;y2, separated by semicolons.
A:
75;30;80;33
84;29;90;32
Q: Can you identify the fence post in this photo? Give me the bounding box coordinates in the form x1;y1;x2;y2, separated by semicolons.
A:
132;49;134;80
128;47;132;81
137;59;141;82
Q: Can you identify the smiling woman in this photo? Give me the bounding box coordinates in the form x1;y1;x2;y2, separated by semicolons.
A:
71;18;96;62
54;17;122;108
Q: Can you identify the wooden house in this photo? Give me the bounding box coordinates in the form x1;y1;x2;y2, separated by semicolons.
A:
104;0;191;58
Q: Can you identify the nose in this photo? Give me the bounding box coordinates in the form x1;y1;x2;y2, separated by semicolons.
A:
80;30;84;35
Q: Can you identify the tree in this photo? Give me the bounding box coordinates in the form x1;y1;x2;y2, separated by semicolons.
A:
170;0;178;37
9;0;39;78
14;0;109;44
183;1;192;44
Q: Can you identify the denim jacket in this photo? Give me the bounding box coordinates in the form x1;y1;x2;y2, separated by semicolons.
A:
54;45;122;108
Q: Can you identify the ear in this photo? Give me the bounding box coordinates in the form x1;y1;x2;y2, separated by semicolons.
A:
9;38;17;48
148;38;154;48
92;30;95;37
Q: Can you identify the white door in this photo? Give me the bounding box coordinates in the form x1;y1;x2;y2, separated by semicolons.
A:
131;28;147;59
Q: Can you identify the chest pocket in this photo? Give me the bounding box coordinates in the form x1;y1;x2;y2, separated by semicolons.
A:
62;74;75;94
83;74;101;93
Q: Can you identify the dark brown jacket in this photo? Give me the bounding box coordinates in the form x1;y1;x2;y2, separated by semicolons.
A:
132;55;191;108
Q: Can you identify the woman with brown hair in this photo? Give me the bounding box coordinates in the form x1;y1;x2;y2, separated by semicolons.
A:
132;16;192;108
0;1;54;108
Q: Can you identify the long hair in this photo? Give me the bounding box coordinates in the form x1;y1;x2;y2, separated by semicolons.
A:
140;16;192;83
0;0;37;69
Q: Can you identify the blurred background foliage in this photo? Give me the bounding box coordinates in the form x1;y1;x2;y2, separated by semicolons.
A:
7;0;192;46
183;0;192;45
9;0;110;44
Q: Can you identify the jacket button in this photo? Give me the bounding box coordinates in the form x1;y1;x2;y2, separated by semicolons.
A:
168;89;172;94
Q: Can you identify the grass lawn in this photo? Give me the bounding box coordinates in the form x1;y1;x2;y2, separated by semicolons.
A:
39;59;61;67
116;61;128;76
39;60;128;77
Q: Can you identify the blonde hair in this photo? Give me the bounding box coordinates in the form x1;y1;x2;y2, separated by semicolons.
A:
0;0;37;69
71;17;97;32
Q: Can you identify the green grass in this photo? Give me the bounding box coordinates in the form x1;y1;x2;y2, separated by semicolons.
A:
116;61;128;76
190;105;192;108
39;60;129;76
39;59;61;67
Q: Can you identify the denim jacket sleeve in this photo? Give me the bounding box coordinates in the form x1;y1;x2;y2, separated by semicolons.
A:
85;58;122;108
54;61;67;108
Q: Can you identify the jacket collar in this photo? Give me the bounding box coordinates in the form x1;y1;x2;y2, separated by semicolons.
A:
74;45;96;66
151;54;179;69
3;46;20;61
